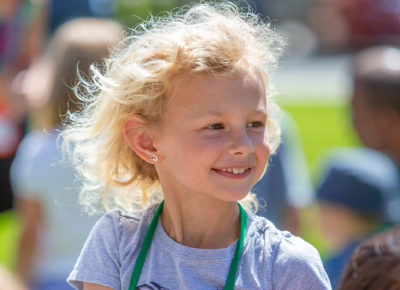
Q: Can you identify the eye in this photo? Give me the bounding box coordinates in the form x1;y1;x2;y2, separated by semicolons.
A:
207;123;224;130
248;121;264;128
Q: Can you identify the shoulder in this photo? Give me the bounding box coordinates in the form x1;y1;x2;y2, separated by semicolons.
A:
12;130;49;163
20;129;50;146
20;129;57;152
93;204;156;239
245;214;331;289
272;230;323;268
85;203;160;255
246;213;321;261
68;204;159;290
272;233;331;289
12;129;58;169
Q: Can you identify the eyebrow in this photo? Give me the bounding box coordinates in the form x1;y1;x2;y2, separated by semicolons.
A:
191;110;267;119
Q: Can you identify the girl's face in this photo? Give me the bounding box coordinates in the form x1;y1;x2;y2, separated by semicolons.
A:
152;71;270;203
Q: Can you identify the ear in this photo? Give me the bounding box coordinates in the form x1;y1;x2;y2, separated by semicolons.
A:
123;116;160;164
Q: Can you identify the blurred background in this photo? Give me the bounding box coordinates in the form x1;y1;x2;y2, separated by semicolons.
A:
1;0;400;289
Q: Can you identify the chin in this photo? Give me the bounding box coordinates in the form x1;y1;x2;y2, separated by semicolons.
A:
223;190;251;202
358;134;383;151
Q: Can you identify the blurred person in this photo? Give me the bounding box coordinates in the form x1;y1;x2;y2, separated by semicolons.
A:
338;225;400;290
308;0;400;52
315;147;400;289
10;17;124;290
307;0;350;52
351;46;400;166
0;0;46;212
351;45;400;222
252;112;314;234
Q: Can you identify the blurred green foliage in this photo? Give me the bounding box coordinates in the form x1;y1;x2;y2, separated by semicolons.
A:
113;0;184;28
282;103;361;183
0;211;20;270
112;0;250;29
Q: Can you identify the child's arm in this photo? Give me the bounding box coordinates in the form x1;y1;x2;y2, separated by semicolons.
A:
84;282;114;290
14;196;43;285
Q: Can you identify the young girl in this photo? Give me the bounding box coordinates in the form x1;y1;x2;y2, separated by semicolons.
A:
65;2;331;289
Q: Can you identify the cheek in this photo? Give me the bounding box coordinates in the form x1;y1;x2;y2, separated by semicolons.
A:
354;113;382;148
166;134;222;161
255;133;271;162
260;132;271;153
352;105;368;131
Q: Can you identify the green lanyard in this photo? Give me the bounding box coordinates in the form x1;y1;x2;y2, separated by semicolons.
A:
128;201;247;290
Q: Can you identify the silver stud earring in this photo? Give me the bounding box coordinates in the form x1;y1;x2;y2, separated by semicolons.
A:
150;154;158;162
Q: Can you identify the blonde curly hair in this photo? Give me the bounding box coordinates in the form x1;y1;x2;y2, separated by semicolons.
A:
62;1;284;214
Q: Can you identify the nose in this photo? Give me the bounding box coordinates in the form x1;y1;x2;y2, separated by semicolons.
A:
228;128;254;156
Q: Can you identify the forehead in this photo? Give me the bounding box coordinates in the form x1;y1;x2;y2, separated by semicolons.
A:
164;71;267;115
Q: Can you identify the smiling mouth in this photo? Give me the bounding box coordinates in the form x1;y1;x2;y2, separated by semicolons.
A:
213;167;252;178
220;167;249;174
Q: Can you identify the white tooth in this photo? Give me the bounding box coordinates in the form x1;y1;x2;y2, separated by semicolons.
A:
236;168;248;174
221;168;248;174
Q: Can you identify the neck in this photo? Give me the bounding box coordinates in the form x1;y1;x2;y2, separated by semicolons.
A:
160;197;240;249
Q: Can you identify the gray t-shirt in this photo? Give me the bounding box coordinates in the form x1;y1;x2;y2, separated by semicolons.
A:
68;204;331;289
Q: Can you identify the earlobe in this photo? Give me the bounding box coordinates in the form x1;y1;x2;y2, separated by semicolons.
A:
123;117;160;163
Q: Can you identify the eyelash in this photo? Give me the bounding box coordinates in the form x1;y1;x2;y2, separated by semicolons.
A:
248;121;265;128
207;123;224;130
206;121;265;130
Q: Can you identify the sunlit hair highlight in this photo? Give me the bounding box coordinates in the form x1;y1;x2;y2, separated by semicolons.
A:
62;1;284;214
